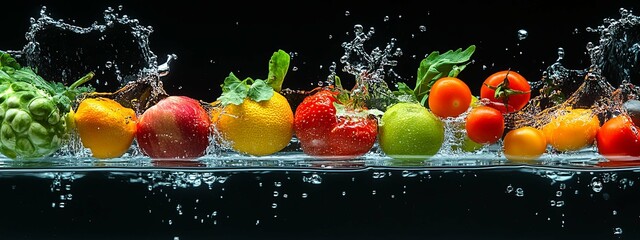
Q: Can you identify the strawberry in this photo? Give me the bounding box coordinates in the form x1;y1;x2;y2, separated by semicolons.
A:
293;88;378;159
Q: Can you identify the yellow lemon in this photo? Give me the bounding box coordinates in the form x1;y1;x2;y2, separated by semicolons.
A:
212;92;294;156
74;97;137;158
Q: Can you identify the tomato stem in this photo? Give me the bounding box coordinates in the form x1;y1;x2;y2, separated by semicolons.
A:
483;69;531;111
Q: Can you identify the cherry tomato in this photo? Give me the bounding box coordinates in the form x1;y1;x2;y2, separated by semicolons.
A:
428;77;472;118
480;70;531;113
596;115;640;160
465;106;505;144
503;126;547;162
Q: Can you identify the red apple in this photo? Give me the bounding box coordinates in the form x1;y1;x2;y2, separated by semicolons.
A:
136;96;211;159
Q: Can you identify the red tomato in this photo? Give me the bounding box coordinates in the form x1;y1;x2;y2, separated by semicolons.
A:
465;106;505;144
428;77;472;118
596;115;640;160
480;70;531;113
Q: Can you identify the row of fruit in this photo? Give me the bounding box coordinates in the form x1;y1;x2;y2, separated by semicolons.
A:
1;47;639;162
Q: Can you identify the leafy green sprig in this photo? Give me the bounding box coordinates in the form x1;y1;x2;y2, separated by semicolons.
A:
218;50;290;106
396;45;476;106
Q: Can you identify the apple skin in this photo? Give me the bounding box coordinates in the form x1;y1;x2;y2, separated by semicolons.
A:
136;96;211;159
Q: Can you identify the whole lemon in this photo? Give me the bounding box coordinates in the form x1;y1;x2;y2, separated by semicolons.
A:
213;92;294;156
541;108;600;152
74;97;137;159
379;102;445;160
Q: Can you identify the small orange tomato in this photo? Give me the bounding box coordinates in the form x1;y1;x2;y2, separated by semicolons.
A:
503;126;547;162
428;77;472;118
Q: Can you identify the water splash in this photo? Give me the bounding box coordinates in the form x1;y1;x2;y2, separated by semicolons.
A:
9;6;164;93
509;8;640;129
332;24;403;110
587;8;640;87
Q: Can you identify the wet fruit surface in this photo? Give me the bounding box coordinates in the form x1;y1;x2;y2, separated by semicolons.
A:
74;97;137;159
379;102;444;160
542;108;600;152
214;92;294;156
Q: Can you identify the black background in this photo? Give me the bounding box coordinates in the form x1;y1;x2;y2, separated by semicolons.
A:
3;2;640;239
2;0;640;103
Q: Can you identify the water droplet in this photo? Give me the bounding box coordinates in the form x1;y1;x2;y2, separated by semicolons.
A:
506;184;514;193
301;193;308;198
176;204;183;215
402;170;417;177
419;25;427;32
303;174;322;184
272;203;278;208
345;11;350;16
557;47;565;62
515;188;524;197
517;29;528;40
591;177;604;192
274;182;282;187
383;16;390;22
373;172;386;179
614;227;623;235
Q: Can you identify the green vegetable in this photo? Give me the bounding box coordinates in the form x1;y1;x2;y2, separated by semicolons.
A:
396;45;475;106
0;51;94;159
218;49;290;106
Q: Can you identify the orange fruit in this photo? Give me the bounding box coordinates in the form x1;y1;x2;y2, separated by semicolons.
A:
541;108;600;152
503;126;547;162
74;97;138;158
212;91;294;156
428;77;472;118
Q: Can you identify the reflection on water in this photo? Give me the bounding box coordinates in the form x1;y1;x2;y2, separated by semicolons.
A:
1;165;640;239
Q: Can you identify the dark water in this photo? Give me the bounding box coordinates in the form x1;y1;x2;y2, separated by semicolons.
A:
1;164;639;239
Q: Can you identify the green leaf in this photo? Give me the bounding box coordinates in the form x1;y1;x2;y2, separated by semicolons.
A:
334;75;342;89
217;72;249;105
0;51;21;70
414;45;476;107
266;49;290;92
394;82;415;96
247;79;274;102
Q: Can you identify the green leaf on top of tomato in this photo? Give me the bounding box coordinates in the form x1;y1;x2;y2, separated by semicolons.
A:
412;45;476;106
